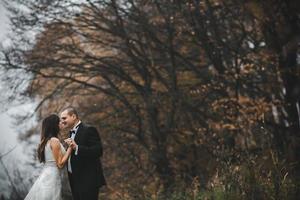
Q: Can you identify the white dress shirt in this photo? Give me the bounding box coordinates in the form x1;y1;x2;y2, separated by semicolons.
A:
68;120;81;173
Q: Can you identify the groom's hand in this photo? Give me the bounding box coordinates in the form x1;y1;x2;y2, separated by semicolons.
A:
64;138;72;146
64;138;77;150
70;140;78;150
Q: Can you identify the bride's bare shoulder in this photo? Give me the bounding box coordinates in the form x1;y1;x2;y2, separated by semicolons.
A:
49;137;60;147
50;137;59;142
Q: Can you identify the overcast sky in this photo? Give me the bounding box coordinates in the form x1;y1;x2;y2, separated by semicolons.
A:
0;3;8;36
0;3;16;150
0;3;36;163
0;3;41;196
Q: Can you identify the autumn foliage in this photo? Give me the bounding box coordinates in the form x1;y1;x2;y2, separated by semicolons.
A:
1;0;300;199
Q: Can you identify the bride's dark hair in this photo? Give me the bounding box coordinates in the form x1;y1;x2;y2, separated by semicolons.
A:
37;114;60;163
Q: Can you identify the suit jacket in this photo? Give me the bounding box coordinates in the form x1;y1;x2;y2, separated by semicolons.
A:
70;123;106;189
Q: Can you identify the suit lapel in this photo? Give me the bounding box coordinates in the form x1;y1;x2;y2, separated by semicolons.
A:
74;123;84;143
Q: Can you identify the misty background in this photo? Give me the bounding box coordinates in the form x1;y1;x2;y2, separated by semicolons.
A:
0;0;299;199
0;3;40;198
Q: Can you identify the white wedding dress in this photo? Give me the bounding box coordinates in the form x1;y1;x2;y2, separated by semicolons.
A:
25;141;67;200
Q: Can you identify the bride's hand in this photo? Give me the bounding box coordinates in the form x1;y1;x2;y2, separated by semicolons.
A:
64;138;77;150
64;138;72;146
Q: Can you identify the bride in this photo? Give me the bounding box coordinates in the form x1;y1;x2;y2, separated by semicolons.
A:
25;114;73;200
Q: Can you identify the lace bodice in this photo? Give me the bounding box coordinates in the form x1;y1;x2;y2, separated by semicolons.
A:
45;140;66;164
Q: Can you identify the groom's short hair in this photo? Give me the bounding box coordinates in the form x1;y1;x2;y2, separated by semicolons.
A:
63;107;79;118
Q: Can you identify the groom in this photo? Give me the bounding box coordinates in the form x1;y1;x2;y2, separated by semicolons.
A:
60;107;106;200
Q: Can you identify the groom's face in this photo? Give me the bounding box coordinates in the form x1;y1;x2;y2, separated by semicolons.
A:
60;110;77;130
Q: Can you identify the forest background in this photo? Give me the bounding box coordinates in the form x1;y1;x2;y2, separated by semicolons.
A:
0;0;300;199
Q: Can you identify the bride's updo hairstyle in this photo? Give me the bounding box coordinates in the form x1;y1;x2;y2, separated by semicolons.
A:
37;114;60;163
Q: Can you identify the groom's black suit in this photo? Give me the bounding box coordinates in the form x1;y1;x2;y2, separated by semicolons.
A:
68;123;106;200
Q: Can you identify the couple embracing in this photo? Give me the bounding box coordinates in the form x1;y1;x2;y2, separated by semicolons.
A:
25;107;106;200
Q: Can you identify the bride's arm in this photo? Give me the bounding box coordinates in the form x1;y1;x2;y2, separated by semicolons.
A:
50;138;72;169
